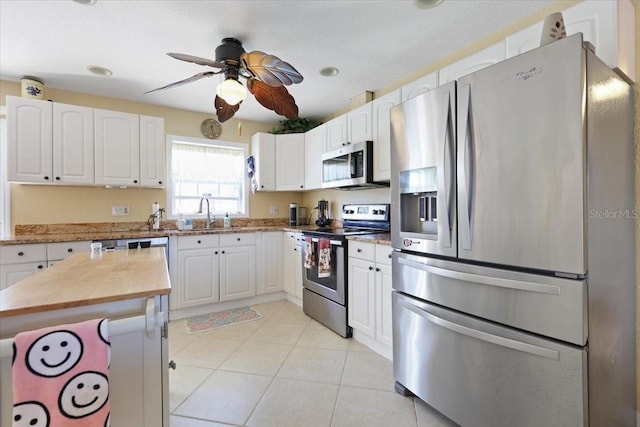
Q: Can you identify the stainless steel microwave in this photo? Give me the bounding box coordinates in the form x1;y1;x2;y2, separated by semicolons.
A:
321;141;389;190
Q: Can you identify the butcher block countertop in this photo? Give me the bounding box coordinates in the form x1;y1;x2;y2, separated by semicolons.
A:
0;247;170;318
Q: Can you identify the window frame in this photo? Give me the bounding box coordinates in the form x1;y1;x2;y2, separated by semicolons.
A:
165;134;249;220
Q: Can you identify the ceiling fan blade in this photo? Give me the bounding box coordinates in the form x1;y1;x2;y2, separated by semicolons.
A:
241;51;304;87
214;95;241;123
144;71;219;94
168;52;226;68
247;78;299;120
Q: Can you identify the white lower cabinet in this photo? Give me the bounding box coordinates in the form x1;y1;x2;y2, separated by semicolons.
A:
219;233;256;301
283;231;303;302
0;241;90;290
177;248;220;307
176;235;220;308
348;241;393;358
46;240;91;265
258;231;284;294
175;233;257;309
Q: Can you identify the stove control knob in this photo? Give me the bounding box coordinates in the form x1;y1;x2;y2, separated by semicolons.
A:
373;210;379;215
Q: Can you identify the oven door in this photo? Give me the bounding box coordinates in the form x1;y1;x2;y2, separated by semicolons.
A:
301;235;345;305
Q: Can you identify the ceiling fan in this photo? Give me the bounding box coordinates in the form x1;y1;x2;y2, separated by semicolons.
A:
145;37;304;122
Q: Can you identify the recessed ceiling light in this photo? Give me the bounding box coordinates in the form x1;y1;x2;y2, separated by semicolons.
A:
72;0;97;5
414;0;444;9
320;66;339;77
87;65;113;77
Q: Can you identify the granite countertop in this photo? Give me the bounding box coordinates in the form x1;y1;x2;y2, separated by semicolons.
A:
0;226;318;245
0;224;391;245
0;247;171;317
347;233;392;245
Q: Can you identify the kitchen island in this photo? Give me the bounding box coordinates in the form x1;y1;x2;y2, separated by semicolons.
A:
0;247;171;427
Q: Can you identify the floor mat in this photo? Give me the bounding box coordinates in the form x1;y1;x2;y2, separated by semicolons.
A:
184;306;263;333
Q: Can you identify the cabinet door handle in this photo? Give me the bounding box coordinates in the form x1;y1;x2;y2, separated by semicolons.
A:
44;176;49;180
67;248;73;253
168;360;176;370
18;251;24;256
357;249;362;253
222;250;226;254
197;240;202;244
375;267;381;272
37;265;44;269
237;237;241;241
133;179;138;184
215;251;218;255
369;266;374;271
55;176;61;181
158;181;163;185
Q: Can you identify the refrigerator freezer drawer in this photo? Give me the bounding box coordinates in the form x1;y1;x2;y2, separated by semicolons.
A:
393;252;587;345
393;292;587;427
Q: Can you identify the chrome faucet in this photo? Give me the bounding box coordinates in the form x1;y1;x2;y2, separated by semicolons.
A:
198;197;214;229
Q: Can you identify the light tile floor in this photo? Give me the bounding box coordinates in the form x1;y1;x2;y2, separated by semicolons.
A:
169;299;457;427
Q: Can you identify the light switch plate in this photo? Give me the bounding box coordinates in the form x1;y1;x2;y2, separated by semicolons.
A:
112;206;130;216
269;206;278;214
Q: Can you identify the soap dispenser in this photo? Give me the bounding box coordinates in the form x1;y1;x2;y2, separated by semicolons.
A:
223;212;231;228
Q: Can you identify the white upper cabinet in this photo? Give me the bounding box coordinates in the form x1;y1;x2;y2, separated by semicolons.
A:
251;132;276;191
139;115;165;188
372;89;401;182
506;0;635;81
347;102;373;145
94;108;140;186
304;123;325;190
53;102;94;185
7;97;94;185
252;132;305;191
325;113;348;152
275;133;305;191
8;97;164;188
401;71;439;102
7;96;53;183
439;41;506;83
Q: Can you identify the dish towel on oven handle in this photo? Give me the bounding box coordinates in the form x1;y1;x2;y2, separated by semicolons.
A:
317;238;331;278
303;236;315;269
12;318;111;427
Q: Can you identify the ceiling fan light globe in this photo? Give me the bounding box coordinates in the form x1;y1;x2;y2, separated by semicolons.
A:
216;79;247;106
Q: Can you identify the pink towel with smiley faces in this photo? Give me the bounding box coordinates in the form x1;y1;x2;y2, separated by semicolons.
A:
11;318;111;427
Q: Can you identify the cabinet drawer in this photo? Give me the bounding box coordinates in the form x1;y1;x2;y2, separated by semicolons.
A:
47;240;91;260
349;241;374;261
0;244;47;264
393;292;586;427
177;234;219;250
220;232;256;247
285;232;303;247
375;244;393;265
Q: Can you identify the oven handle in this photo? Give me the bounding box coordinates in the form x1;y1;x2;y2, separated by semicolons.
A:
304;237;343;246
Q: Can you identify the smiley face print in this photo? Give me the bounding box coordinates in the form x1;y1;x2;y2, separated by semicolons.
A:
59;371;109;419
13;401;50;427
26;330;83;377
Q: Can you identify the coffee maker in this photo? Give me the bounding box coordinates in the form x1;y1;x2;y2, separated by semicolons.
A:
315;200;330;227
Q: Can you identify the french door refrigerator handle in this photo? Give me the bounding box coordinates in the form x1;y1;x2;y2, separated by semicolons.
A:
437;90;454;248
457;83;473;250
397;257;561;295
397;297;560;360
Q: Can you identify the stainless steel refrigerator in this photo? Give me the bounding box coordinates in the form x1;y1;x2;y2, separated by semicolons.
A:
390;34;635;427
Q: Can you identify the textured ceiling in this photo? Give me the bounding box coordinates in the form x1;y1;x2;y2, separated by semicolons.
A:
0;0;565;124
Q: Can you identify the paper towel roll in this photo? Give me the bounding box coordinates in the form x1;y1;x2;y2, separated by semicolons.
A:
152;202;160;230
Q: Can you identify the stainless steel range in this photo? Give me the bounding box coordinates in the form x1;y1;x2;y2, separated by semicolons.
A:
302;203;390;337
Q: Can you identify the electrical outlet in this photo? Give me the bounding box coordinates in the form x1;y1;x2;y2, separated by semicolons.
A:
269;206;278;215
112;205;130;216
